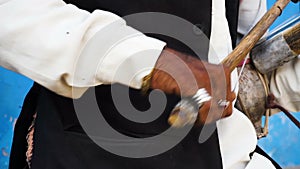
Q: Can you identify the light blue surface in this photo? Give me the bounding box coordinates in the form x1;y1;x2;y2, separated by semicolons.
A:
0;68;33;169
0;1;299;169
267;0;300;30
258;113;300;167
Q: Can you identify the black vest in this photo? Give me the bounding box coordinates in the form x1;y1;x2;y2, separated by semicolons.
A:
9;1;239;169
65;0;239;57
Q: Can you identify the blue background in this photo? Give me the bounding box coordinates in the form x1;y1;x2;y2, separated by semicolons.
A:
0;1;299;169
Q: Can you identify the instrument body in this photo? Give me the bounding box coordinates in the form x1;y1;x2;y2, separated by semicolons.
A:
235;64;269;138
236;16;300;138
252;15;300;74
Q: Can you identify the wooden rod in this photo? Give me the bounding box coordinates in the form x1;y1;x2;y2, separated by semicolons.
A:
221;0;291;71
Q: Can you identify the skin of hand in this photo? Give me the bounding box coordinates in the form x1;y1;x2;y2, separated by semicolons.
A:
150;48;236;124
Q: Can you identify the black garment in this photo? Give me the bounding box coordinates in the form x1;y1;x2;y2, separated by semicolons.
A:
9;0;241;169
67;0;213;59
9;84;41;169
9;86;283;169
29;85;223;169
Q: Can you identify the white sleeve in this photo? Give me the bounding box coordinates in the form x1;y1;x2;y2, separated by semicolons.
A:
217;109;257;169
217;109;276;169
270;56;300;112
0;0;166;98
245;153;276;169
238;0;267;35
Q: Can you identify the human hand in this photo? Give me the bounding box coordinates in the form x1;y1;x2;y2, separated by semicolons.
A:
196;62;235;124
149;48;235;125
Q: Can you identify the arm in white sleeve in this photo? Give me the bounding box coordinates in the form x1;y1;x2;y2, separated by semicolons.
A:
0;0;166;98
238;0;267;35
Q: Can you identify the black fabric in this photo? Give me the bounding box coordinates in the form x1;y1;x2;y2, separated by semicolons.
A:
9;83;41;169
27;86;222;169
66;0;212;59
225;0;239;48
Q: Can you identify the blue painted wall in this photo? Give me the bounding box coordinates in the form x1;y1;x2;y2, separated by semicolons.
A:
0;68;32;169
0;1;299;169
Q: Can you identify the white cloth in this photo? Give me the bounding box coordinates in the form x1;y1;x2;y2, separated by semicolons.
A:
245;153;276;169
0;0;165;98
270;56;300;112
0;0;275;168
238;0;267;35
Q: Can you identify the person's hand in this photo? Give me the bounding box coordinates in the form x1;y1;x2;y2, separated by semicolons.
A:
149;48;235;124
196;62;235;124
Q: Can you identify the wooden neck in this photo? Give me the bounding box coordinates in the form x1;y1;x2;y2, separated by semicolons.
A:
221;0;291;72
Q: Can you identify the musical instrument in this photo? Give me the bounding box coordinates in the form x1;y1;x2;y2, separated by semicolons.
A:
168;0;293;128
